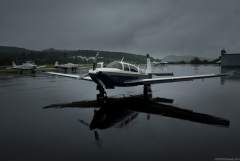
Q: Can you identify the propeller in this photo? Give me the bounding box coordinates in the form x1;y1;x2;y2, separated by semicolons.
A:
93;52;99;70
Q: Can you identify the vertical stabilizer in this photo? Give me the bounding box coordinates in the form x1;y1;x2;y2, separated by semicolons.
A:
54;61;59;67
146;54;152;75
12;61;16;67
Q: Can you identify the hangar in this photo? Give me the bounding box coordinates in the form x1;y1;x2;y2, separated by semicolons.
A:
221;49;240;67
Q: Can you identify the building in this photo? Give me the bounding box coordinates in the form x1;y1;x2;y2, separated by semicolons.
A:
221;49;240;67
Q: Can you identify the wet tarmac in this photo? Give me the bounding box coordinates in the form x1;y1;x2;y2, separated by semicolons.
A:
0;65;239;161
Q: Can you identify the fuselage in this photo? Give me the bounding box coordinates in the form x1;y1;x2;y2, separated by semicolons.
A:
89;61;148;89
13;62;37;70
55;63;78;68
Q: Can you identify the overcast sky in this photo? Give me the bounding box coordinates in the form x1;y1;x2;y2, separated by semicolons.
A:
0;0;240;58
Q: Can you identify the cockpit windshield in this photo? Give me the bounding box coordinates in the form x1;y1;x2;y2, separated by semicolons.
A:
106;61;139;72
106;61;123;70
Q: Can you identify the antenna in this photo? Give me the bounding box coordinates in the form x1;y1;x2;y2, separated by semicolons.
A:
121;57;124;62
146;54;152;75
93;52;99;70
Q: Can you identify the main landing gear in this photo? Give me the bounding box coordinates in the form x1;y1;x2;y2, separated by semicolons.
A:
31;69;36;74
96;85;107;104
19;69;36;74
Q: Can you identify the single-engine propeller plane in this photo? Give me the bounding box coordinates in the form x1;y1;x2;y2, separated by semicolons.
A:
54;61;79;73
8;61;46;74
46;53;226;102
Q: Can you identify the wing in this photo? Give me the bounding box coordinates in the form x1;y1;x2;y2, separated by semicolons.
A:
46;72;92;81
124;73;226;86
37;65;46;69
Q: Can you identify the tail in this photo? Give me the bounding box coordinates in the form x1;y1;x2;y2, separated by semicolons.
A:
12;61;16;67
54;61;59;67
146;54;152;75
145;55;174;77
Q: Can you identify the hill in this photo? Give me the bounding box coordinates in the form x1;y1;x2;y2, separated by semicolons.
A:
0;46;157;66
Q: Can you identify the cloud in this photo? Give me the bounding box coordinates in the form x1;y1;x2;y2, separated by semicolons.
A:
0;0;240;58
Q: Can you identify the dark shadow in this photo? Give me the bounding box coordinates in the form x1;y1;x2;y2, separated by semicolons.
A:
43;95;230;129
43;95;230;146
89;107;139;130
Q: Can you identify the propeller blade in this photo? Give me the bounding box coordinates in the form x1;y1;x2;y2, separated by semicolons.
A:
93;52;99;70
78;119;90;127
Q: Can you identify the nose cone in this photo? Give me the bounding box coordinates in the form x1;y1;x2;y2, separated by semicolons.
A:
89;69;99;77
89;69;104;77
89;69;98;74
88;69;101;83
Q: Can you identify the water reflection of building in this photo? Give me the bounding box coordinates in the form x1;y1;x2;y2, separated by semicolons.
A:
221;67;240;85
221;49;240;67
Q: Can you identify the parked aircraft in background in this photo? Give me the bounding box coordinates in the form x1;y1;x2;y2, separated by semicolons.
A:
7;61;45;74
152;61;169;65
54;61;79;73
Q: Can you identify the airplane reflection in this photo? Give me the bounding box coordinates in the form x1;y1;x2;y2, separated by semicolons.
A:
43;95;230;129
43;95;229;146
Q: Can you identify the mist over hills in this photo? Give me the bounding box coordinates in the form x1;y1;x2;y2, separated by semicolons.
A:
161;55;214;63
0;46;156;66
0;46;217;66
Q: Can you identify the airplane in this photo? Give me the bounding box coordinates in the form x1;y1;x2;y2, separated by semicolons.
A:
54;61;80;73
46;53;227;102
152;61;169;65
8;61;45;74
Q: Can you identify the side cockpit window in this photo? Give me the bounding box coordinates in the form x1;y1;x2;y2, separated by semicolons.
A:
129;65;138;72
123;63;129;71
106;61;138;72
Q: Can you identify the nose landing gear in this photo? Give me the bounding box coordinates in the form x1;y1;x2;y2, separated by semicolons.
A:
144;84;152;100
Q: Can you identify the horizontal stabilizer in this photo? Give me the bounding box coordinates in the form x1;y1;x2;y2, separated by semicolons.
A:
151;72;174;76
37;65;46;69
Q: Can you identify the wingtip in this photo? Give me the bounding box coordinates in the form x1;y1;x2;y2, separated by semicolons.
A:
218;72;230;77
